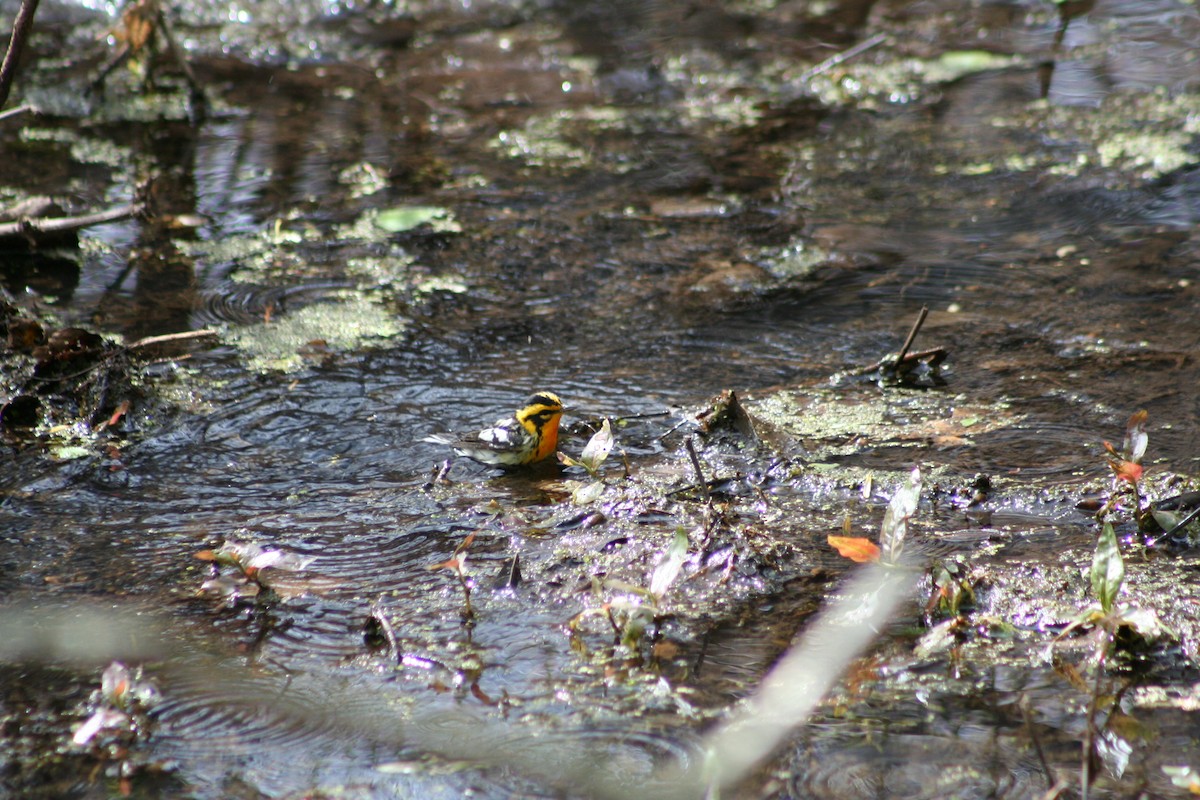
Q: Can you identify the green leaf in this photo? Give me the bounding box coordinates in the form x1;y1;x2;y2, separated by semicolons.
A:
1091;522;1125;615
1150;508;1182;532
570;480;605;505
579;418;615;473
560;419;616;478
650;527;690;599
50;444;92;461
880;466;921;564
1118;606;1174;643
1124;409;1148;463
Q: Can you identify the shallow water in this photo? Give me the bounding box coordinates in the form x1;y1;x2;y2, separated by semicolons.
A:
5;0;1200;797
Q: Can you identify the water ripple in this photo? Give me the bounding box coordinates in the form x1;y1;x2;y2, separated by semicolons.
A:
194;282;354;326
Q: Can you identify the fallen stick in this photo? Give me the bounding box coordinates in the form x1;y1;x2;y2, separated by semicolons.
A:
0;103;32;123
850;305;946;377
894;304;929;366
126;329;219;350
799;32;888;82
0;203;138;240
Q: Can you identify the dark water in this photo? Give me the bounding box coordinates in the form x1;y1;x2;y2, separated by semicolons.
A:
5;0;1200;797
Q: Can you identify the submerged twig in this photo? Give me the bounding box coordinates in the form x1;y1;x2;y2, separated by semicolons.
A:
1020;694;1056;790
684;437;711;504
614;409;672;423
799;32;888;82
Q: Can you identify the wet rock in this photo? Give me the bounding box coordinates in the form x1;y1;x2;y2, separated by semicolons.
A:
672;258;775;310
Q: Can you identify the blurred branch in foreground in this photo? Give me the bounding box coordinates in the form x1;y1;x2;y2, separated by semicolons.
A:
698;562;915;794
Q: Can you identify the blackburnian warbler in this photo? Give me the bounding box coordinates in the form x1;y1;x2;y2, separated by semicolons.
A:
426;391;564;467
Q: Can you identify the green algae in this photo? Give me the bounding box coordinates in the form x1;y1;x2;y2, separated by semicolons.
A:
373;205;461;234
748;387;1021;461
337;162;389;198
19;128;130;169
224;292;405;372
757;237;833;280
174;224;312;277
337;206;461;240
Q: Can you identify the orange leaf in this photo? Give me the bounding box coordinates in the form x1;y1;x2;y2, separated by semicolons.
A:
105;400;131;428
1109;459;1143;484
827;535;881;563
453;531;477;556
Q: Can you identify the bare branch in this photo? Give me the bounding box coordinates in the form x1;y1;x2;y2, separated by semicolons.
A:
0;0;39;111
0;203;137;243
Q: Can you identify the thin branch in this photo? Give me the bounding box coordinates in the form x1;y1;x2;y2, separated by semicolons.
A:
0;203;137;240
0;0;39;112
849;305;945;377
799;32;888;82
895;305;929;366
0;102;32;123
126;329;219;350
1147;502;1200;547
684;437;711;504
151;1;206;114
367;600;403;665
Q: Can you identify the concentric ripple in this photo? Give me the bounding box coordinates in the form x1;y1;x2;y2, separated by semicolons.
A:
194;282;354;326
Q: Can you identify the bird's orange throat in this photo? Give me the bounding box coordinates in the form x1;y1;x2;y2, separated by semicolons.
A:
531;416;561;462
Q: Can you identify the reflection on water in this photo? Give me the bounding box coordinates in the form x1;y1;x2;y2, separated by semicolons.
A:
5;0;1200;797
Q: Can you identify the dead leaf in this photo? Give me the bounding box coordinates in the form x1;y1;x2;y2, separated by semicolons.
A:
827;535;881;563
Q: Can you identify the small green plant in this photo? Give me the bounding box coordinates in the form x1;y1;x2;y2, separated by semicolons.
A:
926;560;976;620
569;527;692;664
1055;522;1170;649
71;661;164;794
1098;410;1150;530
558;418;615;479
827;465;921;565
1053;521;1174;799
429;531;478;623
195;539;320;605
